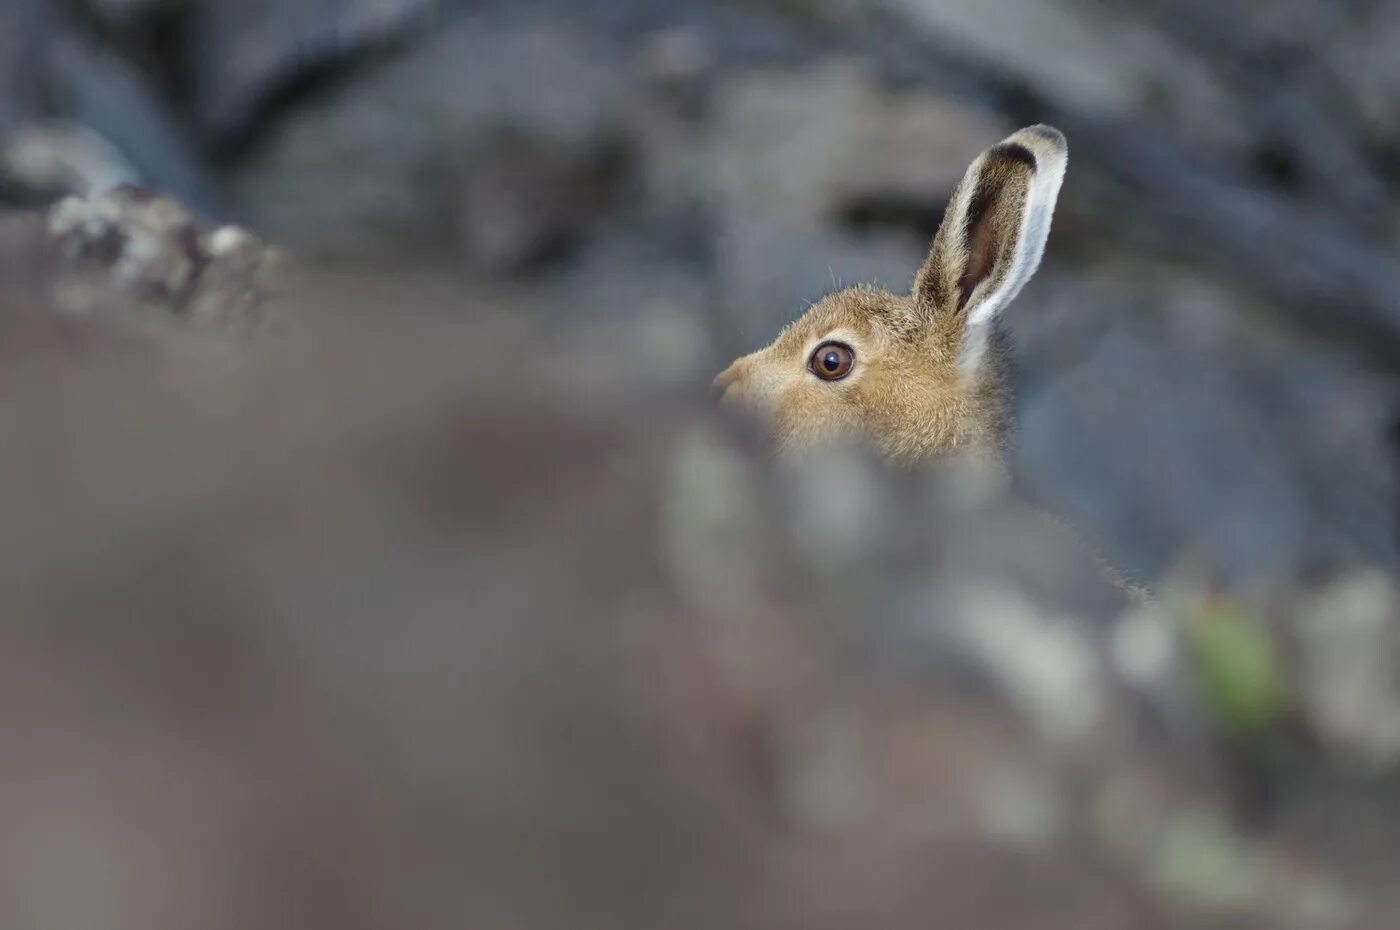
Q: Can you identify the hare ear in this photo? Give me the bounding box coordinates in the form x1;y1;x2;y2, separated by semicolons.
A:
913;125;1067;373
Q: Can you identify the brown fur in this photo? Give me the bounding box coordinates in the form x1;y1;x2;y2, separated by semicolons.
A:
715;285;1010;466
715;126;1068;472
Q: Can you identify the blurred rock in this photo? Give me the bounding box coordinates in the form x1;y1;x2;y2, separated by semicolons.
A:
192;0;435;142
1008;262;1400;585
711;61;1005;229
1277;570;1400;772
46;186;284;330
0;122;139;207
229;16;634;270
0;276;1177;930
871;0;1244;151
707;61;1008;342
450;126;633;275
1333;4;1400;153
0;0;44;134
84;0;188;29
40;16;223;215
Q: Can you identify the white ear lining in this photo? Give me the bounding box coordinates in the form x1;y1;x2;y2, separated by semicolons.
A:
958;133;1068;373
964;144;1067;330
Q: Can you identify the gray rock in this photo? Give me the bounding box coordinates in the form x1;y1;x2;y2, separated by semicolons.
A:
1332;3;1400;151
41;26;223;215
46;185;284;330
82;0;188;29
191;0;436;141
0;122;140;206
229;16;634;269
1008;262;1399;585
1284;571;1400;772
0;0;45;135
833;0;1246;153
705;61;1008;344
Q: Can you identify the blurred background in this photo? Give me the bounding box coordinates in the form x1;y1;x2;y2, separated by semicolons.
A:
4;1;1400;928
6;0;1400;582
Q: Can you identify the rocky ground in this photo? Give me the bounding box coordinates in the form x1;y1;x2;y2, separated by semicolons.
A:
3;1;1400;927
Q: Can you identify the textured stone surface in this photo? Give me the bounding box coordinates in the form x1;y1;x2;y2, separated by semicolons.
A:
45;185;284;331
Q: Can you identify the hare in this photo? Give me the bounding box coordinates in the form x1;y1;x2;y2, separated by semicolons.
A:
712;123;1154;601
714;125;1068;469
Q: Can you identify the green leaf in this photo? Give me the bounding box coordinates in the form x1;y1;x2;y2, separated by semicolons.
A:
1182;598;1289;743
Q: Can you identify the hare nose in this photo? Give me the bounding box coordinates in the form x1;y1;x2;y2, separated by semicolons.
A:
712;364;739;402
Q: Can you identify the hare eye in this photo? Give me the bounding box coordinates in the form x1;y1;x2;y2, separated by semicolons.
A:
809;342;854;381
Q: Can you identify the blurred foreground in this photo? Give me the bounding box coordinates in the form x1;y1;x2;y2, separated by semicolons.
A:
0;187;1397;930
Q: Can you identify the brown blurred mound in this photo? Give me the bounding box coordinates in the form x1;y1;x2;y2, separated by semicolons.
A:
0;207;1152;930
0;194;1397;929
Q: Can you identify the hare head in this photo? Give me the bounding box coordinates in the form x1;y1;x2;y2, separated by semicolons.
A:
714;125;1067;467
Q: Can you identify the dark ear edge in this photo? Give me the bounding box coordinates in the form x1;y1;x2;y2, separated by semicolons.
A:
953;141;1037;314
913;125;1067;349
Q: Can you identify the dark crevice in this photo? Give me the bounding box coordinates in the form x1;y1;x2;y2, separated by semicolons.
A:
1250;137;1304;192
201;12;445;162
835;192;948;242
206;52;389;165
